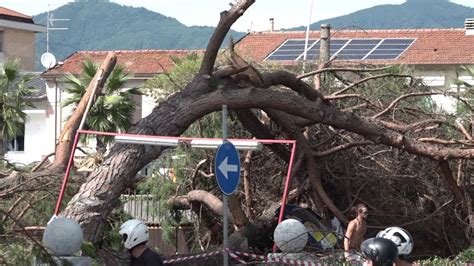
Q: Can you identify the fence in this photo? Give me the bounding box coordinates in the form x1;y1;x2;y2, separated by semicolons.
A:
120;193;196;256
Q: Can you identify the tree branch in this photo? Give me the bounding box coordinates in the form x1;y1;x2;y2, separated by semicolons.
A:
199;0;255;75
372;92;443;119
183;86;474;159
267;109;348;223
236;109;290;161
437;160;467;216
332;73;415;96
261;71;325;101
455;120;473;140
312;141;373;157
297;66;393;80
417;138;474;146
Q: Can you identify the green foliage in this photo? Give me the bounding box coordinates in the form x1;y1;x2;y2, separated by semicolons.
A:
145;52;201;102
416;256;453;265
0;59;36;149
413;246;474;265
454;247;474;263
0;243;34;265
61;58;139;149
98;203;133;253
454;65;474;118
80;241;97;257
33;1;243;70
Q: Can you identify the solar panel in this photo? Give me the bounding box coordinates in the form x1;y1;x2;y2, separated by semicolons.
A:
265;38;415;61
309;39;350;54
265;39;317;61
365;38;415;60
380;39;414;44
334;39;382;60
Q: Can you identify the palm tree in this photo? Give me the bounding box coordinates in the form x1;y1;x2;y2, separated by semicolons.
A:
62;58;140;152
453;66;474;116
0;59;35;156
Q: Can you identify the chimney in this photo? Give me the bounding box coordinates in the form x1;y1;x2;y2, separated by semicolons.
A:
269;18;274;32
466;18;474;35
320;24;331;64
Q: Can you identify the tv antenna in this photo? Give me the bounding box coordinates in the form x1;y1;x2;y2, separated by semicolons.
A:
46;6;70;53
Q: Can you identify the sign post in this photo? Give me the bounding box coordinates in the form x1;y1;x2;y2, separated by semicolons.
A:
215;105;240;266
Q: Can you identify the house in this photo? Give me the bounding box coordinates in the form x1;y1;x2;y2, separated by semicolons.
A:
8;49;196;165
0;7;46;71
0;7;45;163
235;19;474;112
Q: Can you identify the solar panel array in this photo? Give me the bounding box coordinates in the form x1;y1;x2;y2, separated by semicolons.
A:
265;38;415;61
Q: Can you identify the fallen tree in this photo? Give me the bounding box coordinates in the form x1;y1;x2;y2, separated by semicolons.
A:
58;1;473;260
2;0;472;264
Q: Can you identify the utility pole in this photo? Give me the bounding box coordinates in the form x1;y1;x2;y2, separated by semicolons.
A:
319;24;331;64
46;8;69;53
315;24;331;93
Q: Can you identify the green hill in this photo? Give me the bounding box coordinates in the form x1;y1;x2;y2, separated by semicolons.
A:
290;0;474;30
32;0;474;69
33;0;243;69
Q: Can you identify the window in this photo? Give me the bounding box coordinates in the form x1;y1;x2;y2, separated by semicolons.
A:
6;123;25;152
7;134;24;152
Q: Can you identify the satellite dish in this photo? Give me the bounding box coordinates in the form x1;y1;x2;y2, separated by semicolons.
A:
41;52;57;69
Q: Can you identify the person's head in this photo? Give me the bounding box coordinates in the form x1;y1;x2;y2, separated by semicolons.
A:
353;203;368;219
119;219;149;250
361;237;398;266
376;227;413;255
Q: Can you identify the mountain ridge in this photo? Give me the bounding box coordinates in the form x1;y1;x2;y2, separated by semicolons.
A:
289;0;474;31
32;0;474;69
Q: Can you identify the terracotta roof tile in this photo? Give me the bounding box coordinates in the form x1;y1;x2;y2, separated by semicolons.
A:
0;7;32;19
236;29;474;65
43;49;204;76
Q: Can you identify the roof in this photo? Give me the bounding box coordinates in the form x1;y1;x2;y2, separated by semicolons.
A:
25;74;46;100
0;7;34;24
236;29;474;65
42;50;203;77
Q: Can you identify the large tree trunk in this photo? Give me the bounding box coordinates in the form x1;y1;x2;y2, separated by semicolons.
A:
49;52;117;171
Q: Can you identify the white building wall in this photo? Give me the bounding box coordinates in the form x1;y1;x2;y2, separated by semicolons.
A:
142;94;156;118
5;109;50;164
415;67;474;113
5;78;151;166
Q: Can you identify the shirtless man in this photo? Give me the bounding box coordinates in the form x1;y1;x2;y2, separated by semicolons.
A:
344;203;368;261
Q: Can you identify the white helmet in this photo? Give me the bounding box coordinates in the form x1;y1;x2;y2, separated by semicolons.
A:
376;227;413;255
119;219;149;249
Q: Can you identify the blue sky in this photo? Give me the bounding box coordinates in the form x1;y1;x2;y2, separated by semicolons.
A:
3;0;474;32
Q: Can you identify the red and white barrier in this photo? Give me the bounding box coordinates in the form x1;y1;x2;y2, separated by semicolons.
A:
229;250;322;266
163;249;223;264
163;248;322;265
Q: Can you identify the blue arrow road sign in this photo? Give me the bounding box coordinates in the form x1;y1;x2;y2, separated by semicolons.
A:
215;141;240;195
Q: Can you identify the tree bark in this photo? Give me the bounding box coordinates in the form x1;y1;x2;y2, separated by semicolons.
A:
49;52;117;171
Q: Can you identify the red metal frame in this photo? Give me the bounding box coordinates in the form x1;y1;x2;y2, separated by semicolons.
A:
53;129;297;251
